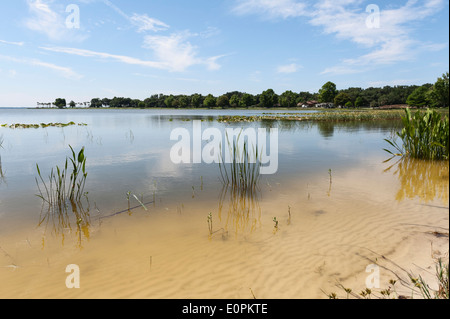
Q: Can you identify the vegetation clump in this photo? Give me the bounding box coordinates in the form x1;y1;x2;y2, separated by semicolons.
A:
385;108;449;160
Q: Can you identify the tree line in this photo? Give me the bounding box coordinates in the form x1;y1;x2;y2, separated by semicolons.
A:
45;72;448;109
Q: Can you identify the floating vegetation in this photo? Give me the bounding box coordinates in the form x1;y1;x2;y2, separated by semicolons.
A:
217;110;407;123
1;122;87;129
217;109;449;124
384;108;449;160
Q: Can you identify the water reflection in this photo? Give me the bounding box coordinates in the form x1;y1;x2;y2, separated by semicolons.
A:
38;196;91;249
217;185;261;238
384;157;449;204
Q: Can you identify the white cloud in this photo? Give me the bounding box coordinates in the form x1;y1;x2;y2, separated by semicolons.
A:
24;0;87;42
0;54;82;79
233;0;308;19
130;13;169;33
277;63;302;74
143;32;226;72
233;0;447;75
0;40;25;46
41;39;226;73
40;46;168;70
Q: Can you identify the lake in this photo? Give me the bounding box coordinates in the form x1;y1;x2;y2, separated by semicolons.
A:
0;108;448;298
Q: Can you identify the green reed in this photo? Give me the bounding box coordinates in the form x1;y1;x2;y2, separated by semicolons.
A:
36;145;88;211
218;132;262;196
385;108;449;160
0;135;4;181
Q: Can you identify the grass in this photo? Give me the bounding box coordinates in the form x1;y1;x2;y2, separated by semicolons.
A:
218;131;262;197
384;108;449;160
35;145;88;213
0;135;4;183
323;256;449;299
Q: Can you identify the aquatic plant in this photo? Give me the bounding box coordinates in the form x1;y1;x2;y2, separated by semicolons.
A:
1;122;87;129
35;145;88;212
218;131;262;196
0;136;4;183
385;108;449;160
323;256;449;299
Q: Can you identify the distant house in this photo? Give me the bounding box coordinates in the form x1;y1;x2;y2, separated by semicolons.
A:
317;103;335;108
299;100;319;108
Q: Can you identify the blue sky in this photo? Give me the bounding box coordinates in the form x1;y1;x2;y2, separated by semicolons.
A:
0;0;448;107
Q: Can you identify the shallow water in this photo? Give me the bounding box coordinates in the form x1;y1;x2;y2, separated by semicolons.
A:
0;108;448;299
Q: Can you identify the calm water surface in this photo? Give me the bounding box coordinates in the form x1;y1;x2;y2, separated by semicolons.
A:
0;108;448;298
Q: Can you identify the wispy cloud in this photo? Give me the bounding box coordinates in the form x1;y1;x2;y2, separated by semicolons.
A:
233;0;447;75
0;54;82;79
24;0;87;42
40;46;167;69
232;0;308;19
143;32;226;71
0;40;25;46
102;0;169;33
41;40;226;72
130;14;169;33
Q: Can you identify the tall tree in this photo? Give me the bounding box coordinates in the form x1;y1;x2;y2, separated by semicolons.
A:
280;90;297;108
239;93;254;108
216;95;230;108
54;98;66;109
427;72;449;108
260;89;278;108
406;86;430;107
334;92;351;107
319;82;337;103
203;94;217;108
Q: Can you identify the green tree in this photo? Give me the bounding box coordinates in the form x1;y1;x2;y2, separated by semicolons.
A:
177;95;190;108
260;89;278;108
164;95;175;108
407;86;430;107
191;94;203;108
319;82;337;103
217;95;230;108
90;98;102;108
279;90;297;108
354;96;367;108
229;94;240;108
203;94;217;108
427;72;449;108
54;98;66;109
239;93;254;108
101;98;111;107
334;92;351;107
69;100;76;108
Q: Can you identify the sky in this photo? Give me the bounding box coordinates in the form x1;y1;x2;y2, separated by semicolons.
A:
0;0;448;107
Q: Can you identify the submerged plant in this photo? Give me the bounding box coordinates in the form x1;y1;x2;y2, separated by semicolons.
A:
35;145;88;213
385;108;449;160
218;131;262;197
0;136;4;183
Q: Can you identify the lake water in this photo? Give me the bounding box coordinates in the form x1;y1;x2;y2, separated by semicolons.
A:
0;108;448;298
